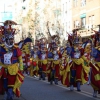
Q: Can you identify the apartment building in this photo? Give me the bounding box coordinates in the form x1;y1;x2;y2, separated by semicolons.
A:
72;0;100;37
61;0;72;40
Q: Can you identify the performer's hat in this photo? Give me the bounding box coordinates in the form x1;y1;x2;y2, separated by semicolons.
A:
3;20;17;35
24;37;32;44
0;20;18;40
41;44;47;51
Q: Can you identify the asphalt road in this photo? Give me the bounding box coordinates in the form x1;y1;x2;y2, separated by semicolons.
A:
0;75;100;100
20;75;100;100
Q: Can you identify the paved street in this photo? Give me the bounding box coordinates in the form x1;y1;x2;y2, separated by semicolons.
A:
0;75;100;100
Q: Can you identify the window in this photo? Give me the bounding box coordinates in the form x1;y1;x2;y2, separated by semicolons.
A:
92;15;94;24
81;0;86;7
74;21;75;28
22;6;26;10
76;20;79;28
81;17;86;28
66;2;67;11
89;15;95;26
89;16;91;24
74;20;79;28
66;22;67;30
74;0;78;7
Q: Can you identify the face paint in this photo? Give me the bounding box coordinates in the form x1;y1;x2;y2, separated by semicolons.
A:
4;34;14;48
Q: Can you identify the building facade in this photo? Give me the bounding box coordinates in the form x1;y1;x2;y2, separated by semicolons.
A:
72;0;100;37
61;0;72;40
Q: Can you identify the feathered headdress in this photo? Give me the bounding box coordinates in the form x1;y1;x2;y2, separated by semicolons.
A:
0;20;18;41
91;29;100;47
67;29;81;46
40;38;47;51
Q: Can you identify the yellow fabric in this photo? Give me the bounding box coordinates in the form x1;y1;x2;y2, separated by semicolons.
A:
13;72;24;96
91;60;100;90
60;58;72;86
0;63;18;75
33;65;39;71
30;65;33;76
42;60;47;64
18;56;23;71
91;83;99;91
0;62;5;67
72;58;90;84
7;63;18;75
47;58;53;61
94;61;100;68
0;62;23;75
84;43;91;53
94;74;100;81
81;56;88;63
8;85;14;87
29;57;39;76
33;57;38;61
33;59;39;71
0;44;23;71
90;61;100;71
53;60;60;64
21;43;31;54
62;63;70;85
46;69;50;74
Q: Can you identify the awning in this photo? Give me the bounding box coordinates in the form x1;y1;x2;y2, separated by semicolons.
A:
80;13;86;18
80;33;95;37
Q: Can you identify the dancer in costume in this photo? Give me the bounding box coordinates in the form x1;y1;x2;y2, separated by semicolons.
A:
60;46;70;86
31;45;39;77
0;26;5;95
66;29;90;91
51;35;62;85
38;38;48;80
0;20;24;100
89;30;100;97
47;39;54;84
18;37;32;75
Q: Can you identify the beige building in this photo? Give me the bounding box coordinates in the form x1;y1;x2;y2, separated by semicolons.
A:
72;0;100;37
61;0;72;40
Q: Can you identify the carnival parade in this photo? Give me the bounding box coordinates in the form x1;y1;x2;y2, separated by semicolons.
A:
0;0;100;100
0;19;100;100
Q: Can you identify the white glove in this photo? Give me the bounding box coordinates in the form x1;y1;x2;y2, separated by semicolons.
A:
0;66;2;69
27;62;30;66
